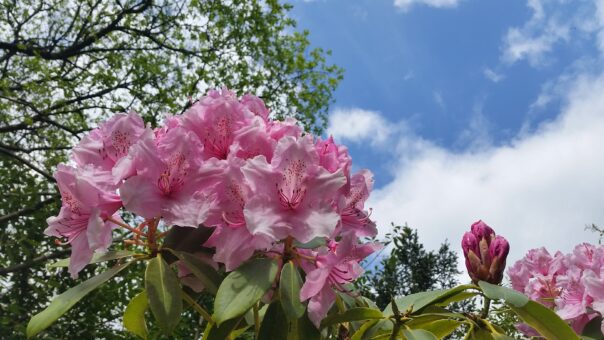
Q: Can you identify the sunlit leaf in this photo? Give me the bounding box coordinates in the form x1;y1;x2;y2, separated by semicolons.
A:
27;261;132;337
48;250;135;268
213;258;278;325
123;290;148;339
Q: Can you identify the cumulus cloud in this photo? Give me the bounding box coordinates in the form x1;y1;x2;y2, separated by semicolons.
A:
394;0;460;12
366;72;604;268
327;107;397;146
501;0;604;66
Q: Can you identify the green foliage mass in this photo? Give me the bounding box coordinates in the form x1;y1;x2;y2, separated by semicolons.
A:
0;0;342;337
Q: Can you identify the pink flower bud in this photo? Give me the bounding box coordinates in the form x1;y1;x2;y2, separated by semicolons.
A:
461;220;510;284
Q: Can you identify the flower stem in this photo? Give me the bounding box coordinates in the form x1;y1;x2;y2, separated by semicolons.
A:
253;303;260;337
480;297;491;319
183;292;213;324
107;217;146;236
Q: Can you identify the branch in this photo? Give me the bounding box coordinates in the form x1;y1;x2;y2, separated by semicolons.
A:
0;236;126;275
0;0;151;60
0;248;70;276
0;195;59;223
0;146;55;182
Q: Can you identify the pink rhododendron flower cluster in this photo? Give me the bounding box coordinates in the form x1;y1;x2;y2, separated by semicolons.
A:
45;88;380;327
508;244;604;335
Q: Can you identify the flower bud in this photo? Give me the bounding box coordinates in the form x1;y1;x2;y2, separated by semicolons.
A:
461;220;510;284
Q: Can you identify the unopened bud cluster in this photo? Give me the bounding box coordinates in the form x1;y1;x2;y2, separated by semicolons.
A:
461;220;510;284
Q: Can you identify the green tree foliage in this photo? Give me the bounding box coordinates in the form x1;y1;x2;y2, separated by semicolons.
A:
360;224;461;310
0;0;342;337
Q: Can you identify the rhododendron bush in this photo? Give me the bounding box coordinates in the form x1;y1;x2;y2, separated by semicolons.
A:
27;89;591;339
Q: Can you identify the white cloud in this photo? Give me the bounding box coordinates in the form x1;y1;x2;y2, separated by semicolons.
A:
327;107;397;146
394;0;460;12
433;91;445;110
367;72;604;269
483;68;505;83
501;0;604;66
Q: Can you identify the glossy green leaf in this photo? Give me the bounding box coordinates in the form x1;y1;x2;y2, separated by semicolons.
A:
213;258;278;325
478;281;529;307
279;261;305;320
166;249;222;295
320;307;384;328
258;301;289;340
123;291;148;339
202;317;243;340
27;261;132;337
509;300;580;340
402;328;438;340
48;250;135;268
416;319;463;338
383;284;475;316
434;291;478;307
145;254;182;333
351;320;379;340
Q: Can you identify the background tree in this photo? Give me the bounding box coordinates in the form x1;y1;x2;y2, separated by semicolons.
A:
360;224;461;310
0;0;342;337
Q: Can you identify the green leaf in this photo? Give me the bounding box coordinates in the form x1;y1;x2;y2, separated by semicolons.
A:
320;307;384;328
166;249;222;295
383;284;475;316
27;261;132;338
351;320;379;340
288;310;322;340
202;317;243;340
478;281;529;307
508;300;580;340
415;319;463;338
582;316;604;340
145;254;182;333
434;291;478;307
401;329;438;340
279;261;305;320
123;291;148;339
294;237;326;249
258;301;289;340
48;250;135;268
469;326;496;340
213;258;278;325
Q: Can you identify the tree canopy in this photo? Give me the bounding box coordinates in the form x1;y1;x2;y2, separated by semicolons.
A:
0;0;342;337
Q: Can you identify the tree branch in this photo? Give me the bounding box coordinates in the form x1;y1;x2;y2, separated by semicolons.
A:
0;195;59;223
0;146;55;182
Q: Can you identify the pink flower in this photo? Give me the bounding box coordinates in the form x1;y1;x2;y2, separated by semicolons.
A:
241;135;347;243
182;88;252;160
72;112;145;169
299;235;381;327
461;220;509;284
44;164;122;278
337;170;377;238
315;136;351;177
241;94;270;122
267;117;302;141
118;127;222;227
203;157;273;270
228;116;276;161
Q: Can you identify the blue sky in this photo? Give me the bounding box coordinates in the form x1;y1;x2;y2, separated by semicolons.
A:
290;0;604;266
